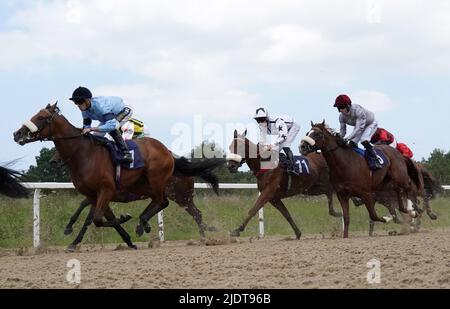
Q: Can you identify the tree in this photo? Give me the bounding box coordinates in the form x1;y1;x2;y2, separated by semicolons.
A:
25;147;71;182
422;148;450;184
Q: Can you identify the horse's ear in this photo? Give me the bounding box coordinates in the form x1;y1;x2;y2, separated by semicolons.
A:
322;119;325;125
244;129;247;137
234;130;238;138
311;121;314;127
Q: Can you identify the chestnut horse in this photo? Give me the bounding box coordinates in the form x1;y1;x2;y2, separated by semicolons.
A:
0;165;29;198
226;130;342;239
300;121;421;238
14;103;225;249
359;162;442;235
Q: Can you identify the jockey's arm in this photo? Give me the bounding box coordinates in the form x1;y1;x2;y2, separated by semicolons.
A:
83;117;92;129
339;114;347;138
274;119;288;146
96;113;118;133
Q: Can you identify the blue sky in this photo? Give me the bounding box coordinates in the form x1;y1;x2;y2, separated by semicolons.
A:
1;0;450;171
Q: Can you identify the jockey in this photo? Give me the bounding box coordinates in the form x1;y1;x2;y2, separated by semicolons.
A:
254;107;301;175
69;86;133;163
334;94;382;169
370;127;397;148
371;127;414;158
120;118;148;141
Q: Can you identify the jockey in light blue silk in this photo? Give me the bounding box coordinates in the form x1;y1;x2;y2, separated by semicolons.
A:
69;86;134;163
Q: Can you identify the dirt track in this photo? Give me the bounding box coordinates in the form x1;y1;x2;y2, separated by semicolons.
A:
1;229;450;289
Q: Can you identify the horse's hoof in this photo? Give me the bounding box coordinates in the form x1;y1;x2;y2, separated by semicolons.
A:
144;224;151;234
64;227;73;236
230;230;241;237
66;244;77;252
330;211;343;218
296;233;302;240
129;244;138;250
427;212;438;220
136;225;144;237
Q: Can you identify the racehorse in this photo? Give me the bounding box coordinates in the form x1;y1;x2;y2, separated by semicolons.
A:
14;103;225;249
355;162;443;235
300;121;421;238
61;172;221;251
0;164;29;198
226;130;342;239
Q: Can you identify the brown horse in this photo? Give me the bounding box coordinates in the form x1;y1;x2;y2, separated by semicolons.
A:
0;164;29;198
357;162;442;235
226;130;342;239
300;121;421;238
13;103;225;249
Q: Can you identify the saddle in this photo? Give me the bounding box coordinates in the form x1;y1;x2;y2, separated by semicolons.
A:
90;135;144;169
352;147;389;171
279;153;311;175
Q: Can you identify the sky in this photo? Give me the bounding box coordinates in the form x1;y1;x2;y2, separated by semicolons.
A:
1;0;450;171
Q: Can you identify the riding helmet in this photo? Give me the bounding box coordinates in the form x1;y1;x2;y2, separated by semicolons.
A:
70;87;93;102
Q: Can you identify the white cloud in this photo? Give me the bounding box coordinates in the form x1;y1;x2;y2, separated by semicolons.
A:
94;83;259;121
350;90;394;113
2;0;450;119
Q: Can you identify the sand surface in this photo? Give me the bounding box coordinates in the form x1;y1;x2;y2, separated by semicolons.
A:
1;229;450;289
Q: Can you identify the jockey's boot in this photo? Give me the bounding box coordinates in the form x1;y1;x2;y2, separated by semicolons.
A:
110;130;133;164
283;147;299;175
362;141;382;169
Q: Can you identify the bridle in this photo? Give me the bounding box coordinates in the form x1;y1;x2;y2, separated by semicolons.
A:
23;108;82;142
302;127;340;154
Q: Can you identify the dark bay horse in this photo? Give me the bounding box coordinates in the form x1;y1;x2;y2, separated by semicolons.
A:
226;130;342;239
0;165;29;198
300;121;421;238
359;162;443;235
62;171;221;251
14;103;225;249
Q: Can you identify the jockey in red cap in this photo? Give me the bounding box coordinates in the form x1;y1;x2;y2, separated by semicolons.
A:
334;94;382;169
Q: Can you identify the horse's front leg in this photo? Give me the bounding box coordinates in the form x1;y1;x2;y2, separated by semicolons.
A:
64;198;91;235
136;196;170;237
230;188;273;237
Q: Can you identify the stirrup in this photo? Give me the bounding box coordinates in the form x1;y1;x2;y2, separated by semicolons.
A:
122;152;133;163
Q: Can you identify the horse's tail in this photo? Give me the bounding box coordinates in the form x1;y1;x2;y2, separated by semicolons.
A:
420;165;444;199
173;157;225;193
0;165;29;198
404;157;422;191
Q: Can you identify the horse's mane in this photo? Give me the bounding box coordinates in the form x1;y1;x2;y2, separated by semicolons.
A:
313;122;347;147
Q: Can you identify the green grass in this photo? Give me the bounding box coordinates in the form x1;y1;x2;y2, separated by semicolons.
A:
1;191;449;248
